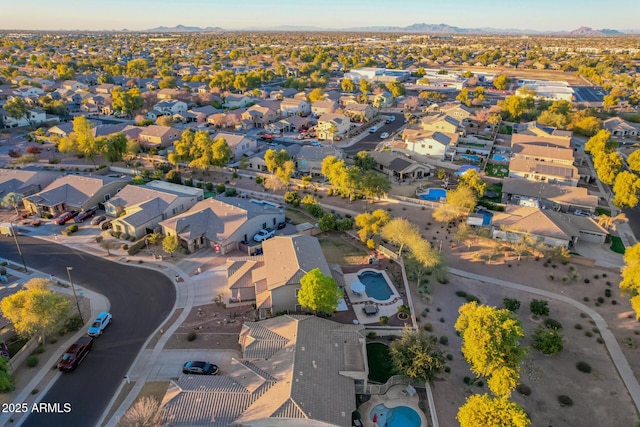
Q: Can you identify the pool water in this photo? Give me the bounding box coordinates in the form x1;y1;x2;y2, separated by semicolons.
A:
358;271;393;301
460;154;480;162
371;403;422;427
493;154;509;162
417;188;447;201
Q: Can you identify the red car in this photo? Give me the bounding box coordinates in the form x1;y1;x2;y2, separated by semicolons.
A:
74;208;97;223
55;211;79;225
58;336;93;372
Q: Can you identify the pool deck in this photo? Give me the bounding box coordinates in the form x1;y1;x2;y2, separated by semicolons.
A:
344;269;404;325
358;384;428;427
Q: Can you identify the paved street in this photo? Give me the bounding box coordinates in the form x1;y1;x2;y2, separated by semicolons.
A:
342;112;406;155
0;236;176;427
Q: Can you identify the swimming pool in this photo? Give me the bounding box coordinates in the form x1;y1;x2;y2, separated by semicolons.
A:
417;188;447;201
492;154;510;162
370;403;422;427
358;271;393;301
459;154;480;163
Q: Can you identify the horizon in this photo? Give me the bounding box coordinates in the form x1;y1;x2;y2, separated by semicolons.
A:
1;0;638;32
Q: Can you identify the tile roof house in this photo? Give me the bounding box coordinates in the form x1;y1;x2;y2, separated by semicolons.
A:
279;98;310;117
138;125;182;148
343;104;375;123
223;94;254;109
159;197;284;254
105;181;204;239
296;145;344;175
508;158;579;187
211;132;257;160
369;151;432;182
160;315;366;427
247;144;301;172
491;205;607;247
401;128;458;159
501;177;598;212
311;100;338;117
23;175;128;216
241;105;279;128
152;100;188;116
513;121;573;140
227;235;333;318
420;113;462;134
0;169;59;200
317;113;350;141
603;117;639;139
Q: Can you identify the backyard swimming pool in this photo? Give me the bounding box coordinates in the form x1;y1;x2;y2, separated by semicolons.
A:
370;403;422;427
358;270;394;301
417;188;447;201
492;154;510;162
459;154;480;163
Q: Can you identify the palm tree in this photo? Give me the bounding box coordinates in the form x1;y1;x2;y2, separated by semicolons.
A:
596;212;628;232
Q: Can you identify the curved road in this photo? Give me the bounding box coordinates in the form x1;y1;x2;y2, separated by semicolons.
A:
0;236;175;427
343;112;406;155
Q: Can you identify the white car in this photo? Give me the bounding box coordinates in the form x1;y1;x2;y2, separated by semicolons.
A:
87;311;112;337
253;228;275;242
380;132;390;139
369;126;378;133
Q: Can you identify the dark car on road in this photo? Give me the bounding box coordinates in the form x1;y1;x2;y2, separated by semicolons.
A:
55;211;79;225
74;208;97;223
182;361;218;375
58;336;93;372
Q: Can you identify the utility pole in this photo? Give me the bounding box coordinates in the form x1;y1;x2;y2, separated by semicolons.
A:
10;222;27;272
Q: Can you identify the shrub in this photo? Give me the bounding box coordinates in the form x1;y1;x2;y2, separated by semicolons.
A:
597;337;604;344
215;183;226;194
184;178;193;187
121;243;129;251
67;224;78;233
574;324;583;330
127;238;147;255
205;182;214;191
439;336;449;345
187;331;197;341
558;395;573;406
423;323;432;332
455;290;467;298
367;332;377;340
476;380;484;387
464;294;480;303
585;331;593;337
516;384;532;396
583;297;589;302
439;317;445;323
26;356;39;368
532;325;563;355
604;289;612;298
50;337;57;344
95;236;103;243
463;376;471;384
33;345;45;354
544;318;563;330
446;353;453;361
584;278;590;284
530;299;550;317
597;297;605;304
379;316;389;325
60;314;84;335
444;366;451;373
225;187;237;197
120;233;130;240
503;298;521;312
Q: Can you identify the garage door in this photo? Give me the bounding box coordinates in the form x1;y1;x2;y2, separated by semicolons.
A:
579;230;606;244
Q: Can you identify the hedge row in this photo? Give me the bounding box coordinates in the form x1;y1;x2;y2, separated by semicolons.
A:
127;236;148;255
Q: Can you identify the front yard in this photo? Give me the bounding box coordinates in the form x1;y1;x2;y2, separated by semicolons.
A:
485;163;509;178
318;233;369;265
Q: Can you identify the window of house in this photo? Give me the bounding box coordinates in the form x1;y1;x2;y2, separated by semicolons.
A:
295;288;301;297
263;222;267;229
429;145;433;149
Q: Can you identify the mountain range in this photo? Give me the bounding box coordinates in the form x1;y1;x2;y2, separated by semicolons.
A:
142;23;637;35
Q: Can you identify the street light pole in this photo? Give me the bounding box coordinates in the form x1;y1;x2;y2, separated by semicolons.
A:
9;222;27;273
66;267;84;323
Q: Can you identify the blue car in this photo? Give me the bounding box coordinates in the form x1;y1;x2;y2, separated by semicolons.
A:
87;311;112;337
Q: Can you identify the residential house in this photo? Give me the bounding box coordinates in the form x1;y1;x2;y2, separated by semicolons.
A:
247;144;301;172
12;86;45;98
94;84;115;94
61;80;88;91
1;108;47;128
317;113;350;141
440;103;474;123
223;94;254;109
279;98;310;116
208;109;246;129
228;235;333;317
491;205;607;247
0;169;58;201
159;197;284;254
370;91;393;108
311;100;337;116
23;175;128;216
501;178;598;213
343;104;375;123
241;105;278;128
508;158;579;187
145;110;165;121
513;121;573;141
105;181;204;239
369;150;432;182
160;315;366;427
157;88;181;99
511;142;575;166
401;128;458;158
138;125;182;148
277;115;311;133
152;100;188;116
603;117;639;139
296;145;344;175
189;105;221;123
212;132;257;160
420;113;462;135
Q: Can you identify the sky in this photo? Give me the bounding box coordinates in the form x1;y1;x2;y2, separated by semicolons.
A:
0;0;637;32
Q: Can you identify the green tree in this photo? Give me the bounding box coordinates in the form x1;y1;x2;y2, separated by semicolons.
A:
359;79;372;94
56;63;75;80
102;132;128;163
308;88;326;102
620;243;640;318
3;97;29;124
380;219;442;269
354;151;377;170
210;137;232;167
493;74;510;90
433;186;477;222
458;169;486;198
389;328;445;382
473;86;487;102
613;171;640;209
360;171;391;201
532;325;563;355
0;278;71;339
387;81;406;99
341;78;355;92
111;87;143;117
162;234;179;257
297;268;341;315
355;209;391;242
126;58;150;78
529;299;549;316
158;76;177;89
498;95;532;121
603;94;618;110
570;115;601;136
58;116;103;164
0;356;14;391
456;88;471;107
457;394;530;427
1;192;22;215
455;302;526;398
502;298;521;312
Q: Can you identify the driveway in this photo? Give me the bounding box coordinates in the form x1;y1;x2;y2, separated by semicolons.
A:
131;349;240;380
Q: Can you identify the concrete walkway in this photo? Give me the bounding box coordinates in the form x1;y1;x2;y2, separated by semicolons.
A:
449;267;640;415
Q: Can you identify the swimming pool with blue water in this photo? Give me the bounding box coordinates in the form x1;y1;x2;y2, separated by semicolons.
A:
417;188;447;201
370;403;422;427
358;270;393;301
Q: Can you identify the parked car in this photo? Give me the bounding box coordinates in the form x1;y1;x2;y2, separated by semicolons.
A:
87;311;112;337
573;210;594;218
385;116;396;123
310;141;322;147
369;126;378;133
58;336;93;372
277;221;286;230
100;220;113;230
380;132;390;139
55;211;79;225
182;361;218;375
253;228;275;242
74;208;97;223
91;215;107;226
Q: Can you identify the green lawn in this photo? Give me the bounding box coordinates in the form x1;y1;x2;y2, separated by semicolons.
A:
285;208;313;225
204;192;216;199
485;164;509;178
318;233;368;265
367;343;394;383
595;207;611;217
610;236;626;254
